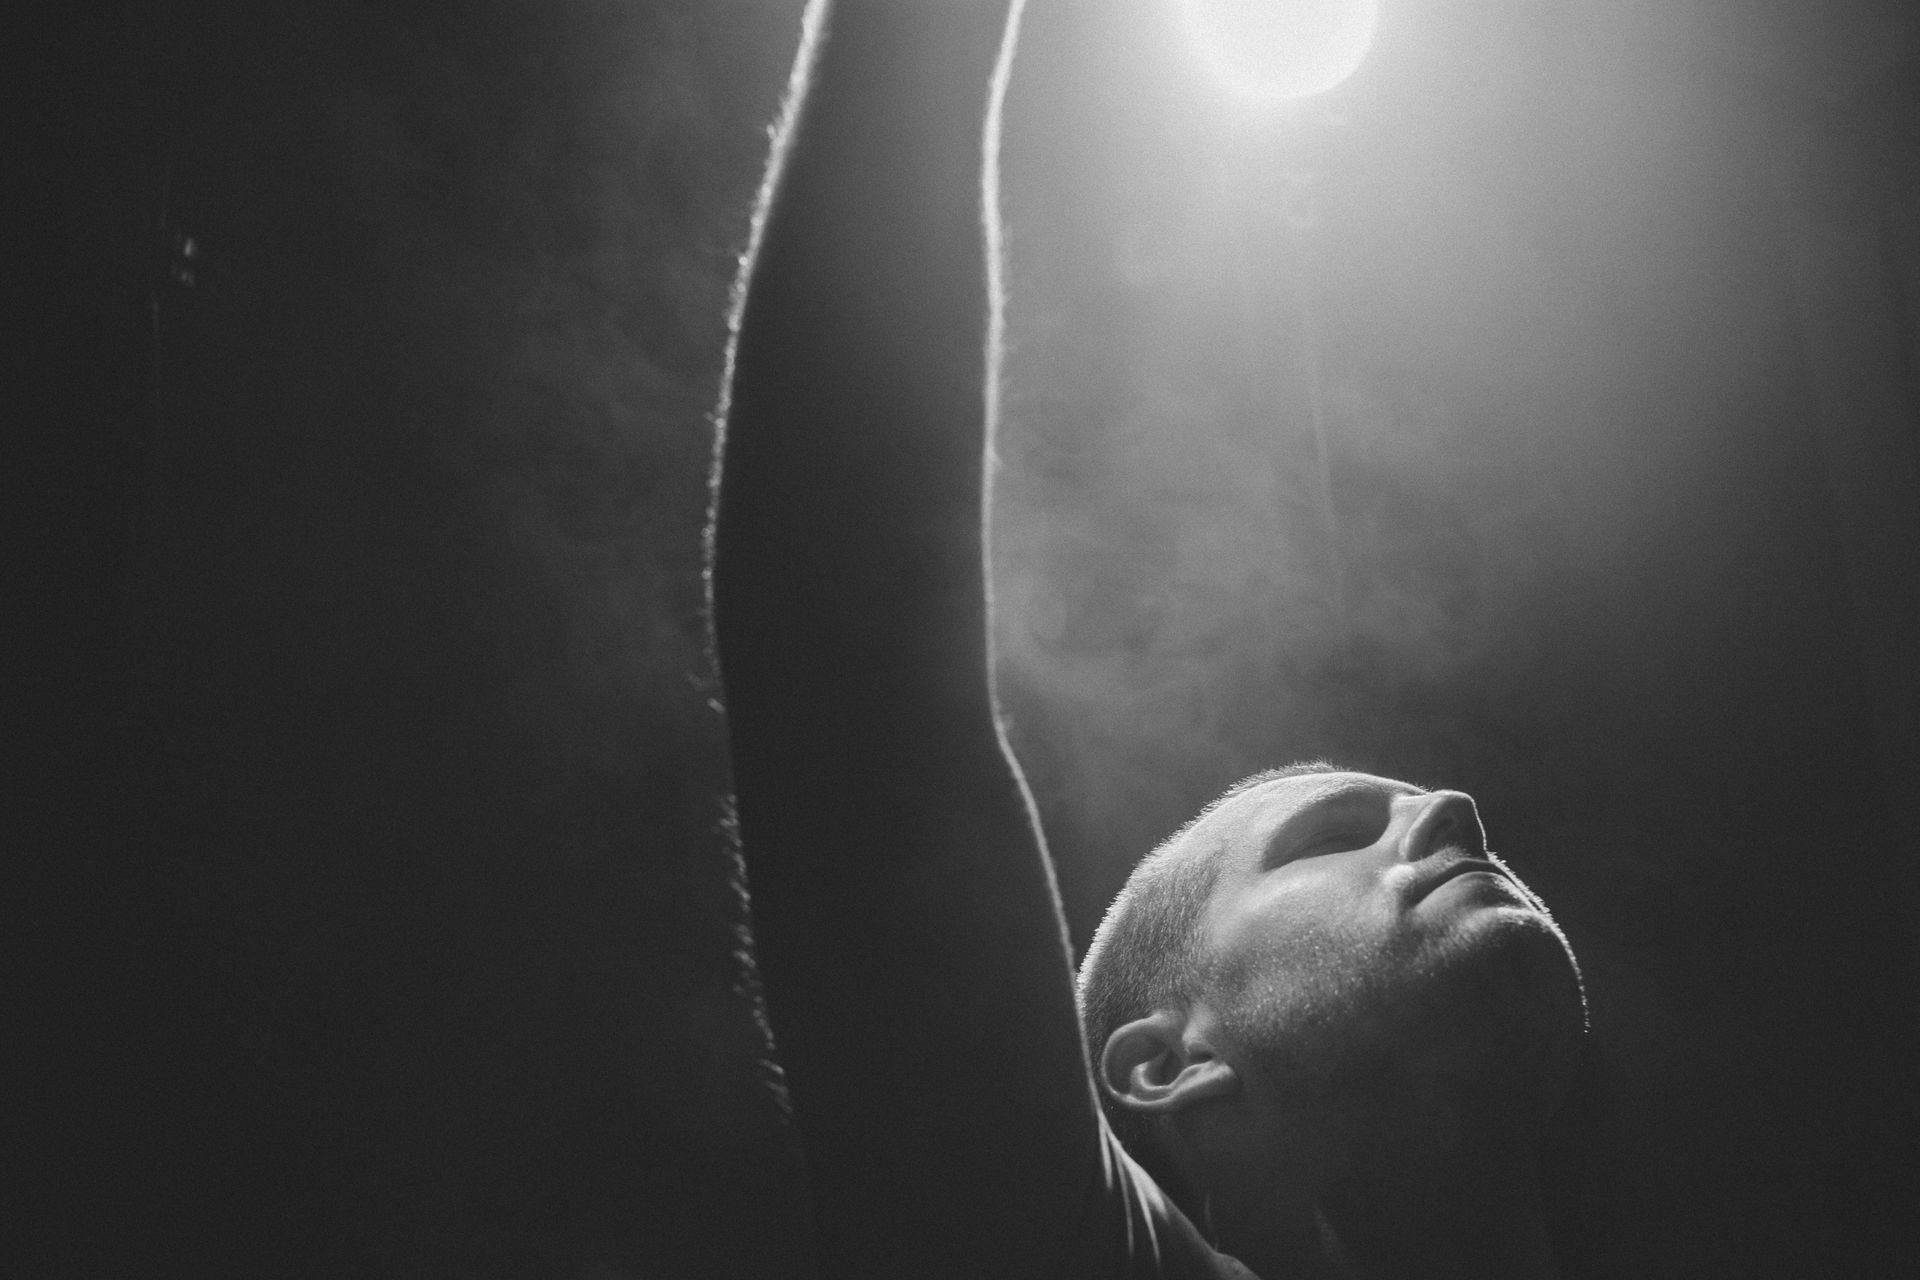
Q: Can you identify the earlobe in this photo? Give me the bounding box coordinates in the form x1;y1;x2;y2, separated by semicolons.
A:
1101;1010;1240;1115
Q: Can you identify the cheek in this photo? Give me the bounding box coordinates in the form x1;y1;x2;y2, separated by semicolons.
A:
1206;875;1410;1007
1208;922;1422;1080
1242;865;1401;949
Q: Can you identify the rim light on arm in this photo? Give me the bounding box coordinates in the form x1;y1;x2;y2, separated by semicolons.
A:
1177;0;1380;102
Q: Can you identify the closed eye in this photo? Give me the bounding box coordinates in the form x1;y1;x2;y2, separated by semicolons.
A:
1257;779;1408;870
1302;827;1370;855
1279;826;1376;864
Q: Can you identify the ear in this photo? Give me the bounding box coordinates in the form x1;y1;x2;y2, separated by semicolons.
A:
1099;1008;1239;1115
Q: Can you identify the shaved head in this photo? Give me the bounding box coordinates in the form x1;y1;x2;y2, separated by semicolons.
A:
1076;763;1583;1215
1076;762;1355;1190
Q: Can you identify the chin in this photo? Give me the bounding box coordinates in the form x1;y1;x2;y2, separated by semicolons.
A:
1412;900;1588;1115
1478;907;1588;1099
1470;856;1587;1033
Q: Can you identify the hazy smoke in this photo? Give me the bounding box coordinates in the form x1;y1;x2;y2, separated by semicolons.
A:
988;0;1574;935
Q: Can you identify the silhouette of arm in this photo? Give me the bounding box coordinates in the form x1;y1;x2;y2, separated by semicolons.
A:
710;2;1102;1276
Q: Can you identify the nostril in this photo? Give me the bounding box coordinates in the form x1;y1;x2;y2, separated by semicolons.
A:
1406;791;1485;861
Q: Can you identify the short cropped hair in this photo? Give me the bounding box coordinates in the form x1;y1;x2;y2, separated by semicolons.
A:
1076;761;1344;1200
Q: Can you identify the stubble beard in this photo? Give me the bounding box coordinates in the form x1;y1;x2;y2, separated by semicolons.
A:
1211;883;1586;1122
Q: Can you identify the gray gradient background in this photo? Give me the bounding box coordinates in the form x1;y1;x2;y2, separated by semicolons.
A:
19;1;1919;1276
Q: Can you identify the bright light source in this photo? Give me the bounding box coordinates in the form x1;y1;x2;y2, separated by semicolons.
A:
1176;0;1379;103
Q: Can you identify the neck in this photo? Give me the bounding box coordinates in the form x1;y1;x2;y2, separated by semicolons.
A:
1204;1070;1560;1280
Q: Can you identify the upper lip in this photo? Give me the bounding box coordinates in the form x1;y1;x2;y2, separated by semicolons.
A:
1411;854;1509;901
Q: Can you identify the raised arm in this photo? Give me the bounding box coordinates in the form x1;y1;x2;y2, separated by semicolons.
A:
709;1;1100;1276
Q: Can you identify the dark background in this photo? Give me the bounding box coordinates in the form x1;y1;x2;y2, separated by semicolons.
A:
17;1;1918;1276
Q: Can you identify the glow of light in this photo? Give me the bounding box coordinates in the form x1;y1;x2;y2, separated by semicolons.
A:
1176;0;1379;103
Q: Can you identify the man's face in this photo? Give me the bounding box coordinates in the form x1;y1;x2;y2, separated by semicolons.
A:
1188;771;1585;1097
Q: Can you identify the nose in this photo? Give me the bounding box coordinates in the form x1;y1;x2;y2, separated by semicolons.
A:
1397;790;1486;863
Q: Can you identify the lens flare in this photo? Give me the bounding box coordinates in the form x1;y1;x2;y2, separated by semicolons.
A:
1176;0;1380;102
